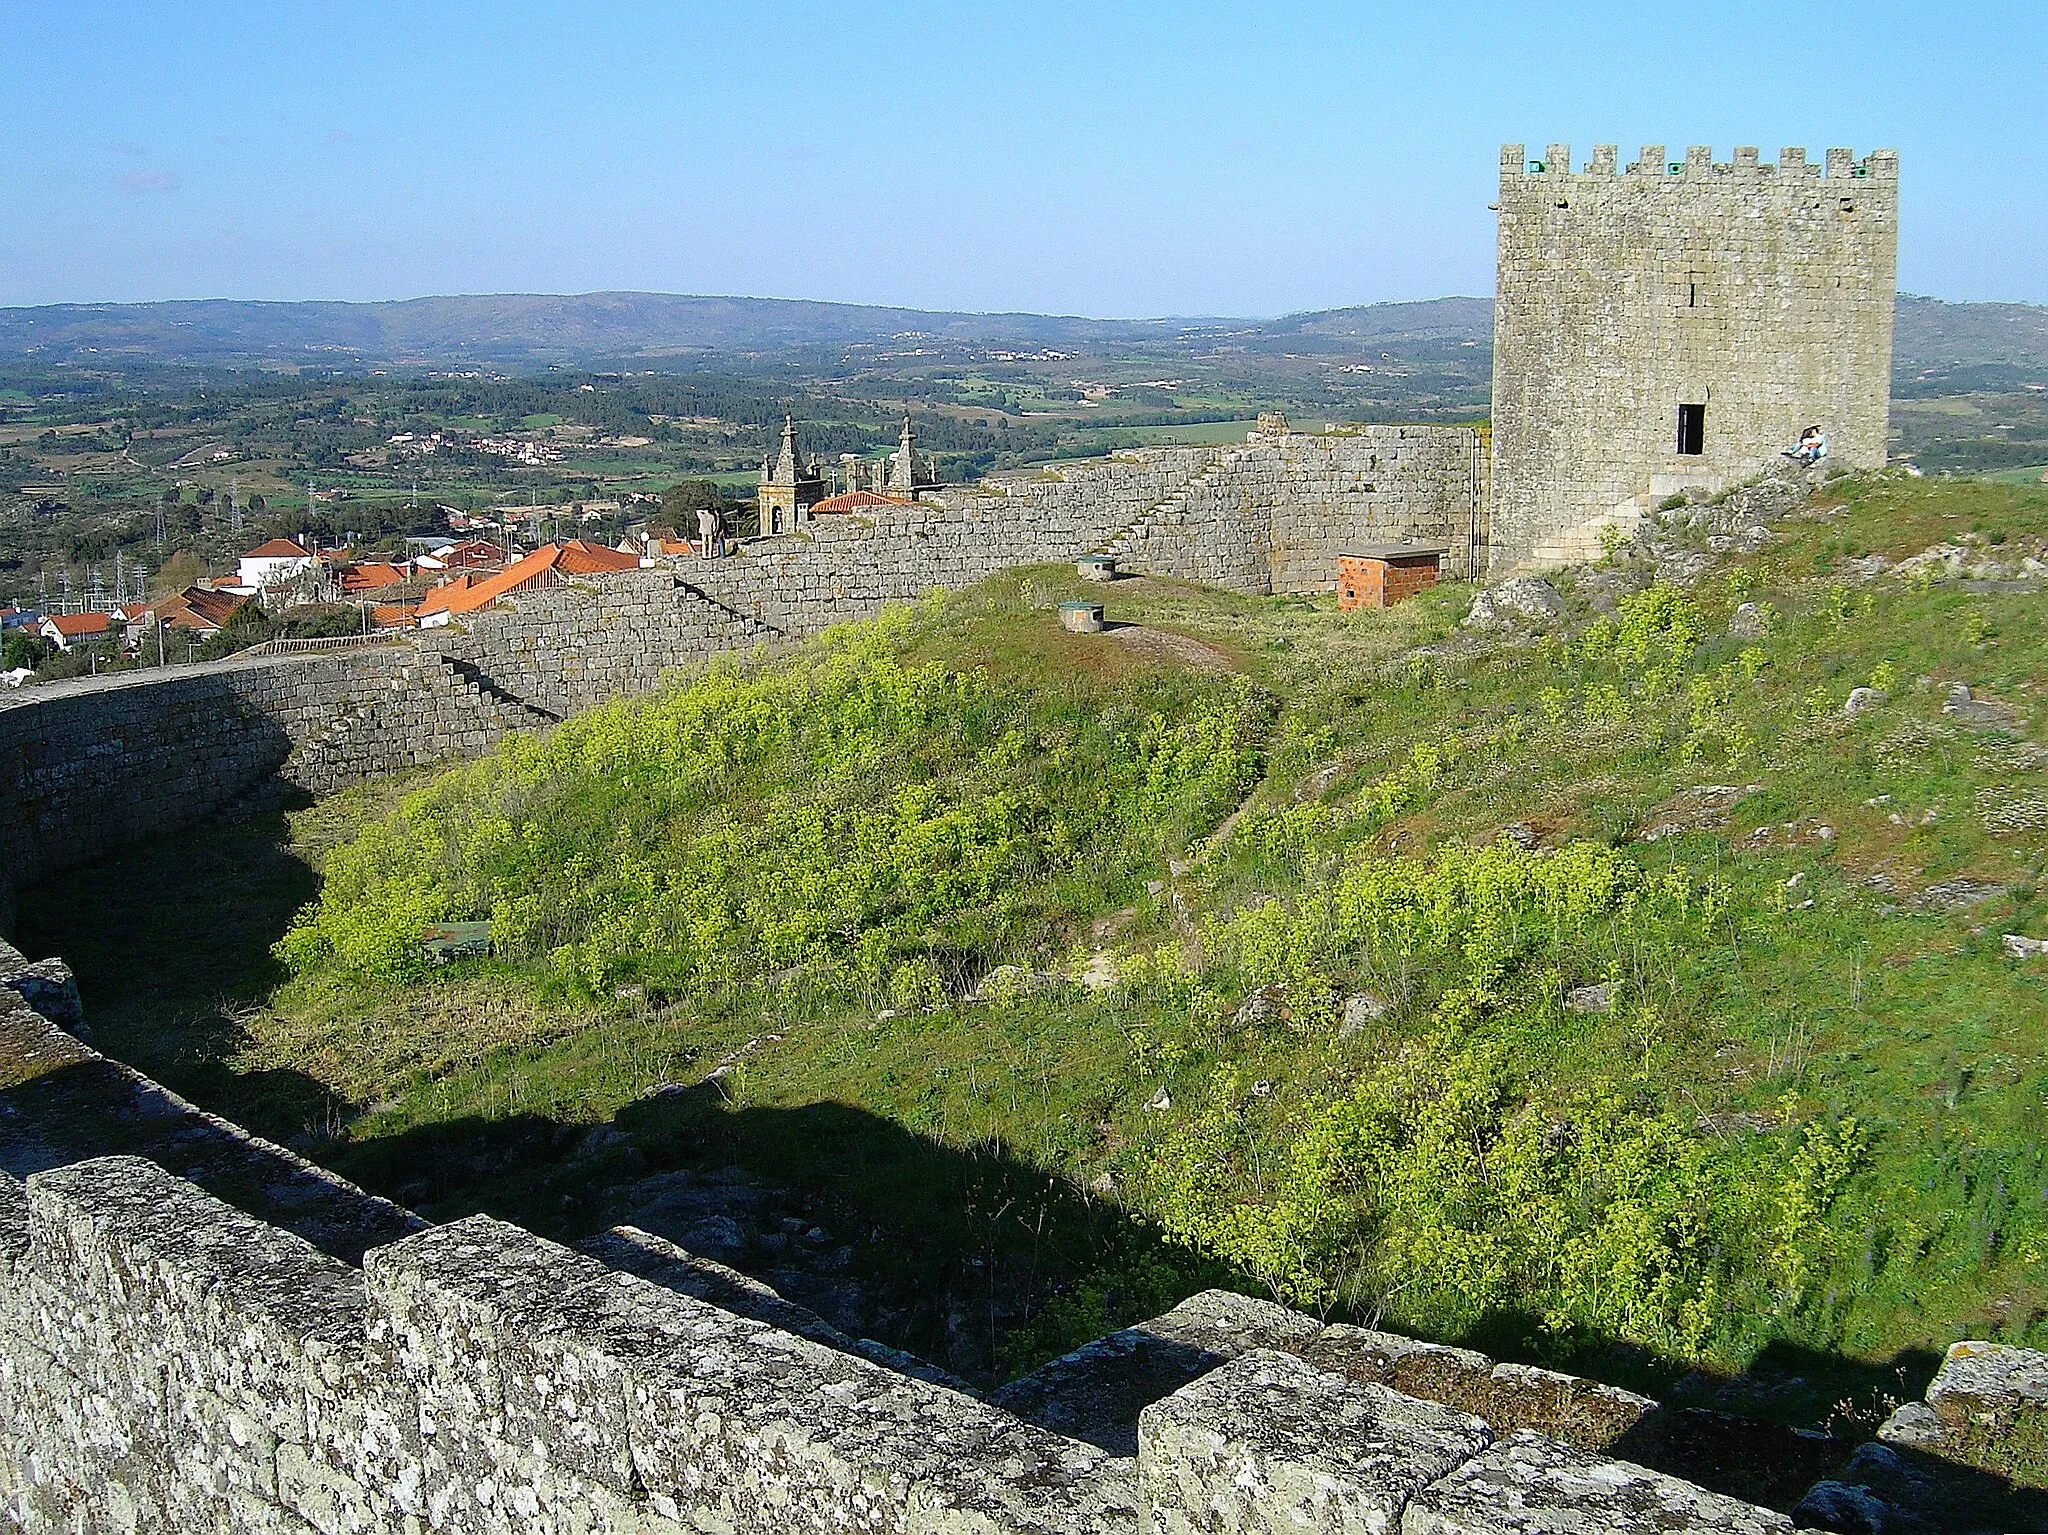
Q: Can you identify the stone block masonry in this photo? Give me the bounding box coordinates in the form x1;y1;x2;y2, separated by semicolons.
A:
419;567;779;722
0;938;1916;1533
678;428;1487;638
1491;142;1896;570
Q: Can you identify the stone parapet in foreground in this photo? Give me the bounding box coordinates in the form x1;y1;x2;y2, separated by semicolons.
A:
10;931;2041;1532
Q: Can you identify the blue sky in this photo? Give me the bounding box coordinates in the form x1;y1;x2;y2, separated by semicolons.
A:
2;0;2042;315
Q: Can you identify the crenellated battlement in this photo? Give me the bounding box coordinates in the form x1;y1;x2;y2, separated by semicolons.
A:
1501;142;1897;181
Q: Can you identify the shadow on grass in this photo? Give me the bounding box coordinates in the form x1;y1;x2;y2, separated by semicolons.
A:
14;778;318;1105
311;1083;2048;1519
323;1079;1206;1388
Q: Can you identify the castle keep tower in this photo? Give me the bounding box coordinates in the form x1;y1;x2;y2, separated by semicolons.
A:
1490;143;1898;570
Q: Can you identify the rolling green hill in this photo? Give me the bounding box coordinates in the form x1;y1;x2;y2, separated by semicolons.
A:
31;465;2047;1423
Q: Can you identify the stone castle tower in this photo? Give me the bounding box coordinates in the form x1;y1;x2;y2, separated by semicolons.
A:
1490;143;1898;570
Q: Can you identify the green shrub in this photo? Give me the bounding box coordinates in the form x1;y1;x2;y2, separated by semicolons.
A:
278;599;1272;1003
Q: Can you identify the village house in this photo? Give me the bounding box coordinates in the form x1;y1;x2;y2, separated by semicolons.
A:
624;530;701;561
236;538;317;594
416;538;512;575
37;612;113;651
148;586;251;636
339;562;413;596
415;540;637;626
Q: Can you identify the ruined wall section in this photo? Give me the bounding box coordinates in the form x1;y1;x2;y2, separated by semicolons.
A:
1101;429;1484;590
682;431;1484;632
1491;142;1896;569
678;448;1214;634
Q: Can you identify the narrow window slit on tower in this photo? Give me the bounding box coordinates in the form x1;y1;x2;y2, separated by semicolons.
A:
1687;282;1697;307
1677;403;1706;456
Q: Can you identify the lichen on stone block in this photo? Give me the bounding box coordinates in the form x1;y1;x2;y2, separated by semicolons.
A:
1138;1348;1490;1534
1404;1430;1795;1535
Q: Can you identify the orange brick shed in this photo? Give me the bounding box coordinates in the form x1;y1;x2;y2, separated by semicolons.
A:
1337;545;1448;611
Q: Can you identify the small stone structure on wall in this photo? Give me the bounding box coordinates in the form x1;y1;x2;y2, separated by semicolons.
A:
1490;142;1897;571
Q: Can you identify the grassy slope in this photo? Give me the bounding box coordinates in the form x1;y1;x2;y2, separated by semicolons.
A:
24;471;2048;1420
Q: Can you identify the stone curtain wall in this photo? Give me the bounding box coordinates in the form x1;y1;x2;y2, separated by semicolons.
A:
421;572;777;721
682;430;1485;633
679;448;1221;634
0;653;366;935
1113;428;1485;590
11;935;2022;1535
0;648;553;936
0;436;1478;929
1490;143;1897;568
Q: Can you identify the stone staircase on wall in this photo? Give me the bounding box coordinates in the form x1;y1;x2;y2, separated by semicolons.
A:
437;653;563;723
1093;451;1234;562
675;575;787;642
282;650;557;792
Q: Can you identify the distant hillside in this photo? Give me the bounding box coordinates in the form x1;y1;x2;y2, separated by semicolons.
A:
1231;294;2048;379
0;292;1182;369
0;290;2042;383
1245;297;1495;345
1892;294;2048;392
0;293;1491;371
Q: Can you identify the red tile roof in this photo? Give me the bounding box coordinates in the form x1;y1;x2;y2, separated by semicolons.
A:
810;491;914;515
414;573;480;618
45;612;112;637
416;541;636;620
425;548;559;616
554;539;640;576
243;538;312;559
340;562;410;593
150;586;249;632
434;538;511;570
